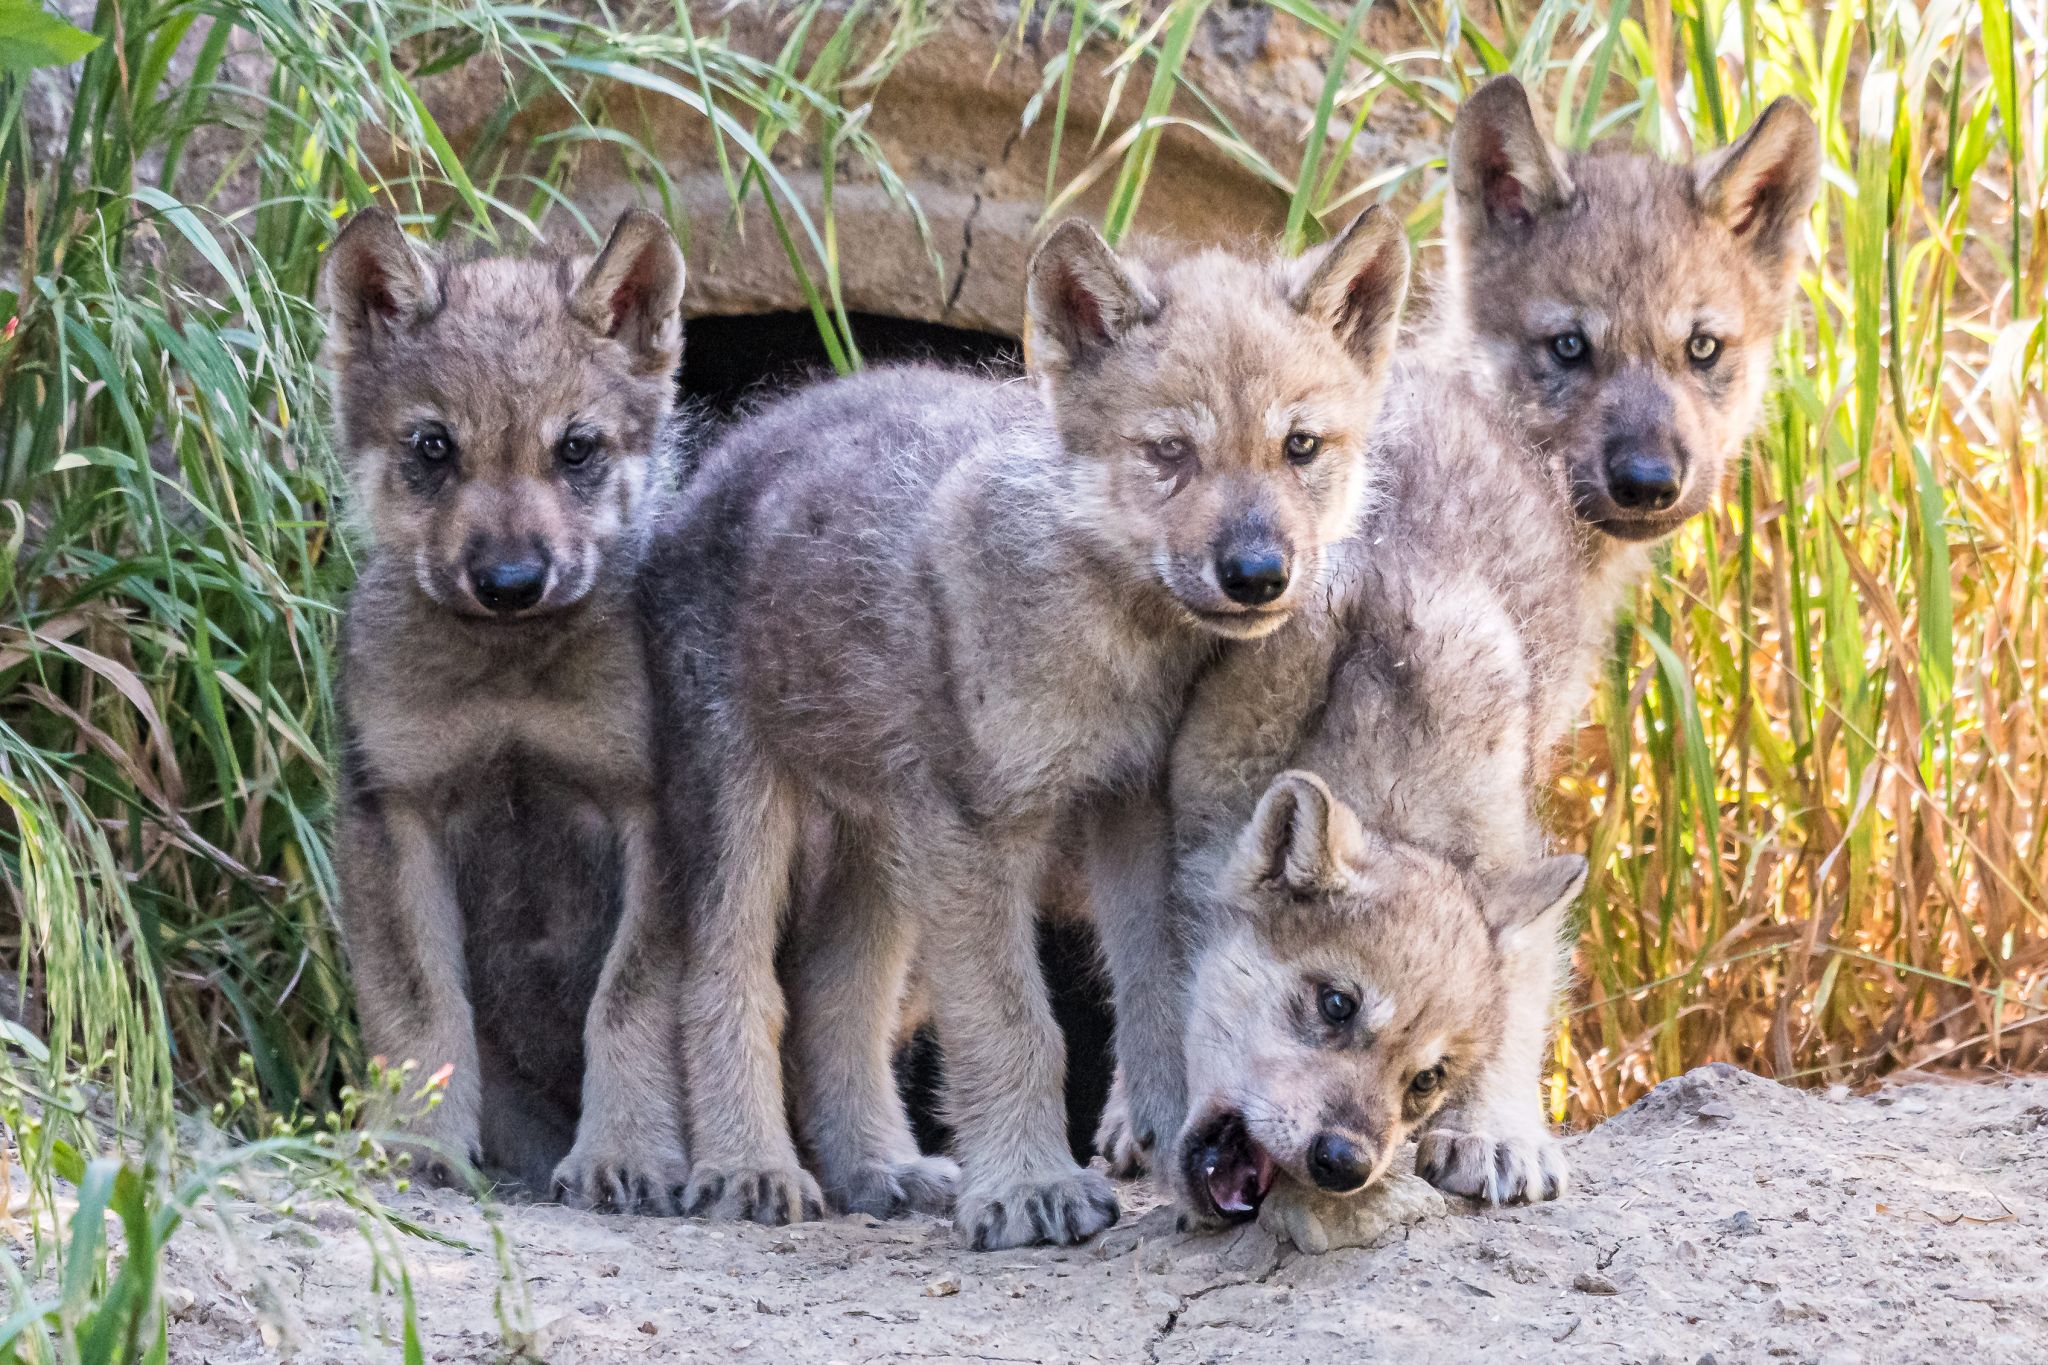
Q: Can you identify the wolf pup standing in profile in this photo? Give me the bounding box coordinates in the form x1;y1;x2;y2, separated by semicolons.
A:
643;210;1408;1248
323;207;695;1210
1100;77;1820;1233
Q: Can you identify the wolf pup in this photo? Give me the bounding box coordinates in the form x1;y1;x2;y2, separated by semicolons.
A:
641;210;1408;1248
323;207;695;1210
1177;771;1583;1237
1103;76;1821;1222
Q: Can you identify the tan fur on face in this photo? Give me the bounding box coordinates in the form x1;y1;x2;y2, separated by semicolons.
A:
1028;211;1409;639
322;212;683;617
1442;80;1820;543
1174;772;1584;1223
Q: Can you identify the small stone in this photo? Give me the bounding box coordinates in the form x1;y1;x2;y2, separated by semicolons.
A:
1696;1099;1737;1122
597;1263;620;1278
923;1275;960;1298
638;1322;658;1336
1720;1210;1762;1237
1572;1272;1620;1296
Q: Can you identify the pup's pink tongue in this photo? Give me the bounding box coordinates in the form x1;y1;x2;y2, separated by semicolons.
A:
1206;1144;1276;1215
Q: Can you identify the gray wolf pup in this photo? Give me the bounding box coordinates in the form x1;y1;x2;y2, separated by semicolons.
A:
1100;75;1820;1227
1178;771;1583;1233
642;210;1409;1248
324;207;695;1210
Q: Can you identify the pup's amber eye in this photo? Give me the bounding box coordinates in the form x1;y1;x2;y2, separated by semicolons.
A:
1549;331;1590;365
558;431;600;467
1687;333;1722;367
408;425;454;463
1317;985;1357;1026
1410;1064;1445;1095
1284;432;1322;465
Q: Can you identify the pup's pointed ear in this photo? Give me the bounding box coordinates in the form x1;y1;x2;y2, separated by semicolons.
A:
1026;219;1154;377
571;209;687;375
1695;96;1820;276
1481;854;1587;941
320;208;435;355
1292;205;1410;376
1449;75;1574;237
1232;770;1368;897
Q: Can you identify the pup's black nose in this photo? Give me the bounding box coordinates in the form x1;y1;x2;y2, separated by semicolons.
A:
1604;440;1683;512
1216;549;1289;606
1308;1132;1368;1193
469;557;548;613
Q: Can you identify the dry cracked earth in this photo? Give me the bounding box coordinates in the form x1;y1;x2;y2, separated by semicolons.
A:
142;1065;2048;1363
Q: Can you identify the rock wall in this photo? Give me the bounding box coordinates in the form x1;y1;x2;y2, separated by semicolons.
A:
426;0;1440;336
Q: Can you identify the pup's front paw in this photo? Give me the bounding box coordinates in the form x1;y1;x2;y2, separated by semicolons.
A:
1093;1081;1151;1180
551;1143;691;1215
1257;1173;1447;1253
957;1167;1120;1250
684;1162;825;1226
1416;1126;1568;1204
831;1156;960;1219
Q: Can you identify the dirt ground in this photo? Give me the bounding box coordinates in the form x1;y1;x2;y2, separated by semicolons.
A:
148;1065;2047;1364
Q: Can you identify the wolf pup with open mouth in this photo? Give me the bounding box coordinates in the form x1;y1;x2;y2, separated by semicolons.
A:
1175;771;1584;1240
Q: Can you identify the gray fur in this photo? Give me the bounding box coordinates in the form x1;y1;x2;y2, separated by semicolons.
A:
1106;79;1818;1218
324;208;696;1210
644;217;1409;1249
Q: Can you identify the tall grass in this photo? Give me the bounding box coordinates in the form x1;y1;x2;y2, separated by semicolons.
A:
0;0;2042;1340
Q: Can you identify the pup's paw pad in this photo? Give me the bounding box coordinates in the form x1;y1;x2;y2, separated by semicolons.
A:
835;1156;962;1219
1257;1174;1445;1254
685;1164;825;1226
551;1147;692;1215
1417;1128;1568;1205
958;1168;1120;1250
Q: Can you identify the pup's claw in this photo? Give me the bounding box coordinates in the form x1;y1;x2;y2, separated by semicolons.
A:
551;1145;691;1215
1416;1127;1569;1204
831;1156;961;1219
1093;1079;1153;1180
684;1163;825;1225
958;1168;1119;1250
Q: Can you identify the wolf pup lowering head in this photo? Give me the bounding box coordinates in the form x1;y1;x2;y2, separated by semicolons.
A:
323;206;683;618
1030;207;1407;639
1442;75;1820;542
1175;772;1585;1227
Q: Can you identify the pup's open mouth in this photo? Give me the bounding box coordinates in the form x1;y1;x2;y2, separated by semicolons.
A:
1182;1112;1276;1223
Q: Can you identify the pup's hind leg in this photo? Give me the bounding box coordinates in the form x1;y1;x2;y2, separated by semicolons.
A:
680;755;825;1225
786;822;957;1218
478;1041;577;1198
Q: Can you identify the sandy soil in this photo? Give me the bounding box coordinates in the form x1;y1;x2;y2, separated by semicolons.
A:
147;1065;2048;1364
